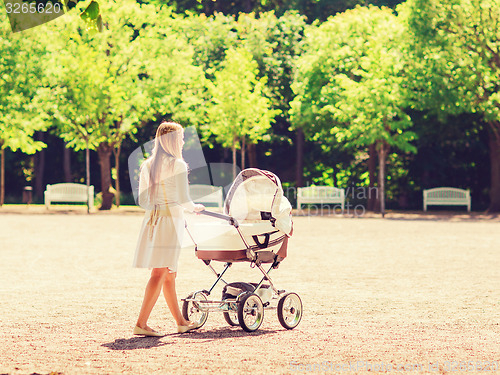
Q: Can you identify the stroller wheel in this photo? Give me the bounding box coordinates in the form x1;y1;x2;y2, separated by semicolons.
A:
223;300;239;327
277;292;302;330
182;291;208;329
237;293;264;332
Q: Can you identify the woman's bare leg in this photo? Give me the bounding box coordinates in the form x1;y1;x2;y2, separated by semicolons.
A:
162;271;190;326
136;268;169;329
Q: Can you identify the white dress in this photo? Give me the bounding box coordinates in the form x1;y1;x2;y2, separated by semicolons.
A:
133;156;196;271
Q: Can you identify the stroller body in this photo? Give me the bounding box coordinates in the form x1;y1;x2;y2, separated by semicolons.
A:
182;168;302;332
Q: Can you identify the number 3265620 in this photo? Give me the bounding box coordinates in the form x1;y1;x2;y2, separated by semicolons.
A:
5;2;62;14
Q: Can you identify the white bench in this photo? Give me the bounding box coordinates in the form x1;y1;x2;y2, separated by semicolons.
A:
44;183;94;209
297;186;345;211
189;184;224;209
423;187;471;212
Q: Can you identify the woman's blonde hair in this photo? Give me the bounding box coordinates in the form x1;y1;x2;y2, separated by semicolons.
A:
145;121;184;200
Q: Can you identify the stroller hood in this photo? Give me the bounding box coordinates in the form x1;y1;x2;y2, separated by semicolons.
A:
224;168;293;237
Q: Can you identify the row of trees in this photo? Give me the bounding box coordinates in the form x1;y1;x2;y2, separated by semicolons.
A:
1;0;499;212
291;0;500;213
1;0;283;209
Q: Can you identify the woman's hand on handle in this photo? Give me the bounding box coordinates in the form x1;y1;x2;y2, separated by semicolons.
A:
193;204;205;214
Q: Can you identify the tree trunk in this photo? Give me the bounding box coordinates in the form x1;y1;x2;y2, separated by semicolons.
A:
244;0;252;13
487;125;500;212
367;144;378;212
34;132;45;200
214;0;222;12
223;148;230;163
203;1;211;15
113;144;121;207
241;137;246;170
0;145;4;206
97;142;114;210
63;142;71;182
295;128;304;187
85;142;90;214
232;139;237;180
377;142;389;218
248;142;257;168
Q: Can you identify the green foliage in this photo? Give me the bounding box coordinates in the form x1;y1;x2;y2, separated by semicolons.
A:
400;0;500;211
79;1;103;35
401;0;500;123
289;5;418;214
181;11;306;155
0;0;493;210
235;11;307;117
291;5;416;153
139;9;207;127
36;0;199;151
205;47;279;149
180;12;238;76
0;13;46;153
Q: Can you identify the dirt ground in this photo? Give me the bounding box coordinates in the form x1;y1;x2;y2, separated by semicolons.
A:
0;206;499;374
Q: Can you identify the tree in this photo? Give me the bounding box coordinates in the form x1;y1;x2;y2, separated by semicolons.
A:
139;8;208;128
206;47;279;178
37;0;198;210
180;12;238;77
0;13;46;205
180;12;306;179
290;6;416;215
235;11;308;183
36;0;147;210
400;0;500;212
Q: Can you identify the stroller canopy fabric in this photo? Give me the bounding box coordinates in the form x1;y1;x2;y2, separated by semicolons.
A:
224;169;293;237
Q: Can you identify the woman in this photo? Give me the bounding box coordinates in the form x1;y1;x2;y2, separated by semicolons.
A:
133;122;205;337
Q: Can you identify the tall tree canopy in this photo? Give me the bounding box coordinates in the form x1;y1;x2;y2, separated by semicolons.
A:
0;12;46;205
401;0;500;212
36;0;204;210
206;47;279;178
234;11;307;179
36;0;153;210
290;6;416;214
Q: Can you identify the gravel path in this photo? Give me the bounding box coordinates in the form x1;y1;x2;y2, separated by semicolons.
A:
0;208;499;374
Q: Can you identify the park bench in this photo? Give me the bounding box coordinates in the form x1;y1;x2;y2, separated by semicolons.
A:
297;186;345;212
423;187;471;212
189;184;224;209
44;183;94;209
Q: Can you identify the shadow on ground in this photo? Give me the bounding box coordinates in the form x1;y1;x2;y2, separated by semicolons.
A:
176;326;278;342
101;327;277;350
102;336;169;350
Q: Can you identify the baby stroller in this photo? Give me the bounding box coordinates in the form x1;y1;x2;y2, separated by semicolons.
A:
182;168;303;332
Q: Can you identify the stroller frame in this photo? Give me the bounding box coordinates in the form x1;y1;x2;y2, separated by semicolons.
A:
182;210;303;332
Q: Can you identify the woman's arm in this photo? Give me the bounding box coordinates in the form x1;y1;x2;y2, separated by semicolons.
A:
174;159;197;212
138;162;155;210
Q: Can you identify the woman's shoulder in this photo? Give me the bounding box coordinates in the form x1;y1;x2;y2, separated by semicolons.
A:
140;157;152;171
173;158;188;172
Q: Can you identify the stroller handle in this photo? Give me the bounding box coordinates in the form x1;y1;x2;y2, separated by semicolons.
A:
199;210;239;227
